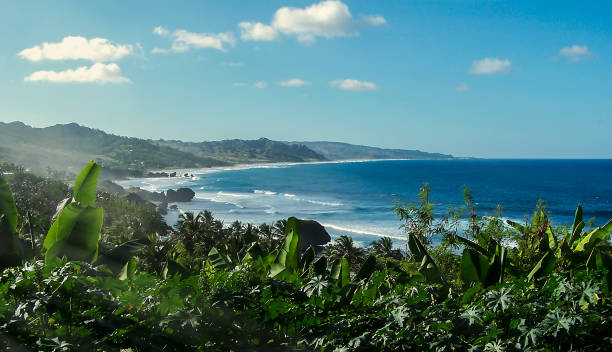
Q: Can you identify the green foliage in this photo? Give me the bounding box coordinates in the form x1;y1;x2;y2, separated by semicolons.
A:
408;232;445;284
330;256;350;287
43;162;103;265
458;236;507;287
369;236;403;260
2;167;612;351
0;175;18;232
325;234;366;271
573;219;612;252
0;163;70;248
269;216;302;280
0;175;24;268
71;161;100;207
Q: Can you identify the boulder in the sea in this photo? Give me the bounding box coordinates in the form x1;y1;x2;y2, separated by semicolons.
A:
166;187;196;202
169;172;177;177
128;187;165;202
146;171;169;178
288;217;331;251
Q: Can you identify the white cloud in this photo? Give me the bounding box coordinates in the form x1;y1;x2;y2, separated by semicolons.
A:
469;58;512;75
239;22;279;41
151;47;169;54
18;36;134;62
278;78;310;87
361;14;387;26
152;27;236;53
233;82;248;87
559;45;593;62
329;78;377;91
455;83;470;92
153;26;169;36
24;63;130;83
240;1;386;44
254;81;267;88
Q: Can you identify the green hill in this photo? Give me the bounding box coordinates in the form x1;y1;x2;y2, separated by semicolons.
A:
0;122;325;175
155;138;325;164
0;121;454;176
291;141;453;160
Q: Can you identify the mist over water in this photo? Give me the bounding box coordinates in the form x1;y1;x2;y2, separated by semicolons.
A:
117;159;612;247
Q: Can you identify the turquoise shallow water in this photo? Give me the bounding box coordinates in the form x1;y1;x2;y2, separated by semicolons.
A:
117;159;612;247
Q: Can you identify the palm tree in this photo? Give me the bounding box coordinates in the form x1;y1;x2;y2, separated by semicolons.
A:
325;235;366;270
176;211;202;234
369;237;403;260
175;211;206;254
273;219;287;237
256;223;281;253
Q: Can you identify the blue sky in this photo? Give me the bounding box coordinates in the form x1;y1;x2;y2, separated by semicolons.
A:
1;1;611;158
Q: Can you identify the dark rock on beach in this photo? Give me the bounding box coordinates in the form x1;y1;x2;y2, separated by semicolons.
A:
146;171;170;178
166;187;196;202
292;218;332;251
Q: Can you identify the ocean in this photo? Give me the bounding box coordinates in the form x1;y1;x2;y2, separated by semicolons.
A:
116;159;612;247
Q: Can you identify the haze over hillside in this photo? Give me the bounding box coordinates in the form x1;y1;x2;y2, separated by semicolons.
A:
293;141;453;161
0;121;454;175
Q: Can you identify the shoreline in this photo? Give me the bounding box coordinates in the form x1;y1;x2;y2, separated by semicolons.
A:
144;158;454;178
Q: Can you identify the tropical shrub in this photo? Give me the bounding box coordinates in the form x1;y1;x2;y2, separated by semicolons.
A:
0;164;611;351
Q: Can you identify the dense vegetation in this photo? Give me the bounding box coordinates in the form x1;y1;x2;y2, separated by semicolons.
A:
1;163;610;351
155;138;326;164
0;122;329;175
295;141;453;160
0;121;456;177
0;122;230;175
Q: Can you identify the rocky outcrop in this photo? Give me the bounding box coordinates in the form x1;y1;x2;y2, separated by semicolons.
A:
166;188;196;202
293;218;332;251
127;187;166;202
123;186;195;203
146;171;170;178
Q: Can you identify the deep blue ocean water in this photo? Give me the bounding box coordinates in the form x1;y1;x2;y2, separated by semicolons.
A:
117;159;612;247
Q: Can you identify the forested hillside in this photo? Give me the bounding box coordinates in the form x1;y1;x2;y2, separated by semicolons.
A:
294;141;454;160
0;122;228;174
154;138;326;164
0;122;457;177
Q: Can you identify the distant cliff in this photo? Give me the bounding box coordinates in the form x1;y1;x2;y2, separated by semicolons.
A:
291;141;453;160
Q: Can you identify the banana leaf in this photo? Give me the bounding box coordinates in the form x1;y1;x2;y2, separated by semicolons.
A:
72;161;100;207
527;251;556;281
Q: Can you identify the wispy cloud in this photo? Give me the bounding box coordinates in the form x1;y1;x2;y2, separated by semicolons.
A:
559;45;593;62
361;14;387;26
18;36;134;62
153;26;168;36
24;63;130;83
239;1;386;44
455;83;470;92
329;79;377;91
469;58;512;75
278;78;310;87
239;22;279;41
153;26;236;53
254;81;267;88
233;82;248;87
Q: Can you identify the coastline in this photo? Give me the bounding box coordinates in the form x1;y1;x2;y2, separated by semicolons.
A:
144;158;452;178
